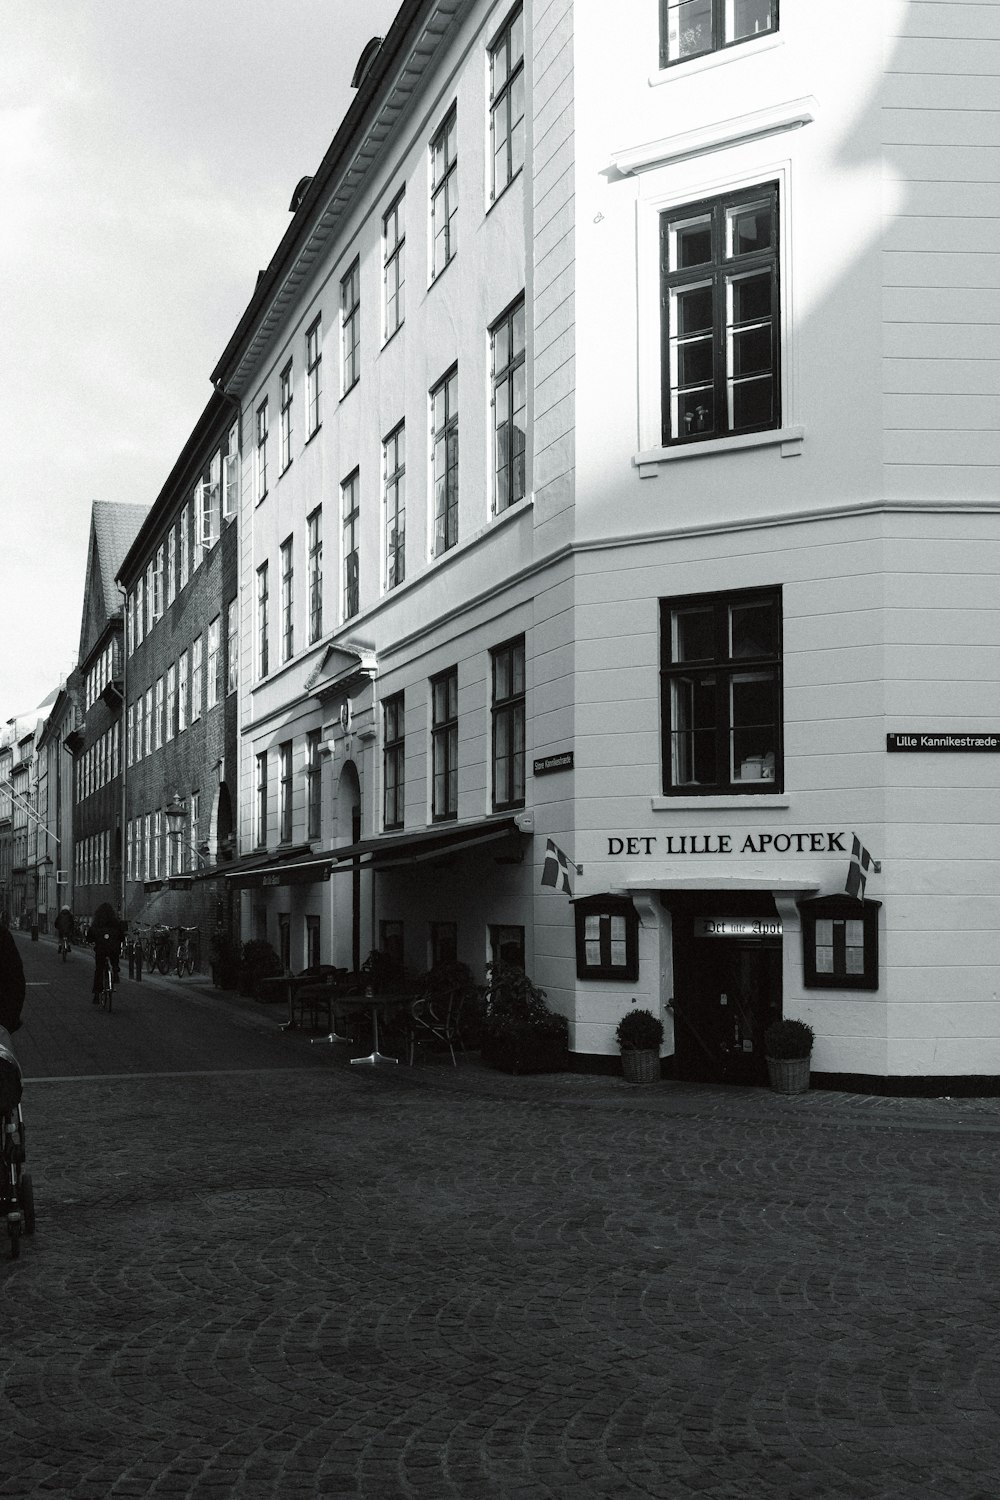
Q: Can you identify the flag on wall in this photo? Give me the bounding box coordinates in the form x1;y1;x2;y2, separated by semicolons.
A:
845;835;876;900
541;838;574;896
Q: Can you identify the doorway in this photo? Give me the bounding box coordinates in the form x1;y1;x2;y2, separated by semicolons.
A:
667;892;782;1085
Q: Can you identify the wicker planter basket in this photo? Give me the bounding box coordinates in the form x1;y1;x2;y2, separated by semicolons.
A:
622;1048;661;1085
766;1055;811;1094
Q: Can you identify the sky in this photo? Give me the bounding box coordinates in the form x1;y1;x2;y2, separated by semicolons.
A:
0;0;401;724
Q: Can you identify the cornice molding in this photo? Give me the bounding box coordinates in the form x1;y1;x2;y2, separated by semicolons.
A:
611;96;818;176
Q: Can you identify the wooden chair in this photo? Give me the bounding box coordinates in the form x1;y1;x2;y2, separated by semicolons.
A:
293;966;346;1031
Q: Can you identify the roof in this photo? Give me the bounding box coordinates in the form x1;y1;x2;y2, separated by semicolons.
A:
78;501;150;666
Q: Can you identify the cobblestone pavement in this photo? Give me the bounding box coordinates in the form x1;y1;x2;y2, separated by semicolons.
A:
3;932;1000;1499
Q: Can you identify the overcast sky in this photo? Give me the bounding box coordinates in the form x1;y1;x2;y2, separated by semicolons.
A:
1;0;401;723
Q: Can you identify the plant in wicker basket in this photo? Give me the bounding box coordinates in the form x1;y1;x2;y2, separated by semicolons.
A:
763;1017;814;1093
615;1007;664;1085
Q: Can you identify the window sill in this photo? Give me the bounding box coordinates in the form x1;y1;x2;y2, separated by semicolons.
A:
649;30;783;87
651;794;789;811
381;323;403;353
304;424;322;448
487;167;523;215
635;426;803;475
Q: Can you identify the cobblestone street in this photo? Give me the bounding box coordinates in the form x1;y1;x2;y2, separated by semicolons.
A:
3;932;1000;1498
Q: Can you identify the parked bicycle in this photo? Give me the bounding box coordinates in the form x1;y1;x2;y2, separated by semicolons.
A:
142;924;172;974
175;926;199;977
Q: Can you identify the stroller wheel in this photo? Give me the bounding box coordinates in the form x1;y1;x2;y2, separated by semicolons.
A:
19;1173;34;1235
7;1218;20;1260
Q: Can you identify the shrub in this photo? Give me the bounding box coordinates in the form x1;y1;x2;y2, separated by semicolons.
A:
480;961;568;1073
764;1017;815;1059
239;939;283;997
615;1007;664;1052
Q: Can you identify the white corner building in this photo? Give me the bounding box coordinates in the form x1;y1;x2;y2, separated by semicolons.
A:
211;0;1000;1091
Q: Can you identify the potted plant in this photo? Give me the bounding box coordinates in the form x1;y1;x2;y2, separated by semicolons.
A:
239;939;283;998
763;1017;815;1094
615;1007;664;1085
480;962;568;1074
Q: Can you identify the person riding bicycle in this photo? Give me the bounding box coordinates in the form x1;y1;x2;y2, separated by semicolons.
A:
54;905;74;953
89;902;124;1005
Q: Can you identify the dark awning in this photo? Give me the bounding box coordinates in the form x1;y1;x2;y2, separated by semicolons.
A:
226;816;526;889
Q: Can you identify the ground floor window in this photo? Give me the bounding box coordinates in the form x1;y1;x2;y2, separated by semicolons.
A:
798;896;879;990
574;895;639;981
380;920;404;967
489;924;525;969
430;921;457;968
306;914;320;969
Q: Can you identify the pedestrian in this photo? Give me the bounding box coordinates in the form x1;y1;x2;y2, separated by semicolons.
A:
54;904;74;957
90;902;124;1005
0;925;26;1034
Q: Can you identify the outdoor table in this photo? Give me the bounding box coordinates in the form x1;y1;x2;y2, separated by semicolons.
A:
332;992;415;1066
255;975;296;1031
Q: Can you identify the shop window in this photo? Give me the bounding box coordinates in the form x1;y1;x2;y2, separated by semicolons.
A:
430;921;457;968
574;895;639;981
799;896;879;990
380;920;404;967
306;914;321;970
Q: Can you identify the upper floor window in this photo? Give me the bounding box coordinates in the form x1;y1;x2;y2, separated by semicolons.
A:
306;318;322;437
279;740;294;844
490;296;526;513
660;586;781;795
307;507;323;645
341;258;361;394
280;537;294;663
383;423;405;591
306;728;322;842
255;399;269;501
226;597;238;695
201;461;221;552
180;501;191;587
431;366;459;556
383;692;405;831
257;562;269;679
342;470;360;621
383;190;405;338
154;677;165;750
660;0;775;68
489;5;524;202
431;106;457;276
431;667;458;822
166;663;177;742
256;752;268;847
491;636;525;811
191;635;203;722
154;545;165;620
167;528;177;605
178;649;188;733
661;182;779;446
207;615;221;709
280;362;293;473
223;420;240;520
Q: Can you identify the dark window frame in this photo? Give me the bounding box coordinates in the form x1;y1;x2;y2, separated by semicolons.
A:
342;469;360;620
384;423;406;590
431;667;458;822
280;536;294;663
383;691;405;831
431;365;459;556
488;4;525;202
306;728;322;842
491;635;526;811
341;258;361;394
490;294;526;513
799;896;880;991
307;506;323;645
660;0;777;69
279;360;293;473
383;188;405;339
431;105;458;276
279;740;294;845
574;895;640;982
306;316;322;436
659;585;783;796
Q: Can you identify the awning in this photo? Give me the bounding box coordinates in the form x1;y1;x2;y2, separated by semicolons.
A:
226;816;526;889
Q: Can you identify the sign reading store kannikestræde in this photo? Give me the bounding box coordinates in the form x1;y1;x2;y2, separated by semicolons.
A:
887;733;1000;752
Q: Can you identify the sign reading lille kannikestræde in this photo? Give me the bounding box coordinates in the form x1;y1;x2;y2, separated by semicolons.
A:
887;733;1000;752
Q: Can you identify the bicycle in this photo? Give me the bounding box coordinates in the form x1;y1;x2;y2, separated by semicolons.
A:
58;935;71;962
97;955;114;1012
152;925;172;974
175;926;199;977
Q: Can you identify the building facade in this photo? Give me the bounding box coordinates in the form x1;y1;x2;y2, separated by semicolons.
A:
35;676;83;927
117;392;241;969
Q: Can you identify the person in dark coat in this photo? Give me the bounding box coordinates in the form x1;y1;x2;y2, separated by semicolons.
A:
90;902;124;1002
0;926;26;1034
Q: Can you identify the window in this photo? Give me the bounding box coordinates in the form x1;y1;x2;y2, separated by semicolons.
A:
126;702;135;767
383;189;405;338
660;586;781;794
431;366;459;556
431;668;458;821
383;692;405;830
180;502;190;587
223;420;240;519
383;424;405;590
257;562;270;678
799;897;879;991
167;527;177;605
431;106;457;275
144;561;154;632
490;296;526;512
306;728;322;841
661;183;780;445
306;318;322;437
279;362;293;472
153;550;164;621
201;463;220;552
489;6;525;201
307;508;323;644
306;914;321;970
489;925;525;969
430;922;457;968
491;636;525;810
226;597;238;695
178;649;188;732
660;0;776;68
279;741;293;844
341;258;360;394
574;896;640;981
166;663;177;742
207;615;221;709
380;920;404;967
191;635;203;722
256;752;268;846
280;537;294;662
342;471;360;620
144;687;153;757
255;399;269;501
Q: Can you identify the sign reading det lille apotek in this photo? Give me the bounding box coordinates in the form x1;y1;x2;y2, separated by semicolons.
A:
887;733;1000;752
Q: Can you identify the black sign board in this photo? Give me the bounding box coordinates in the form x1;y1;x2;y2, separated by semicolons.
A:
533;751;574;776
887;733;1000;752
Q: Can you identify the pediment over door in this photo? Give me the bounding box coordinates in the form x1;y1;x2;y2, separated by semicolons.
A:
304;640;378;701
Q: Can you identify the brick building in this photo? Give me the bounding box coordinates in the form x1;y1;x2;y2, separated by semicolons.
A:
117;390;241;971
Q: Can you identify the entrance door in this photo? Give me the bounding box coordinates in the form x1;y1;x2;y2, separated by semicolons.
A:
669;895;782;1085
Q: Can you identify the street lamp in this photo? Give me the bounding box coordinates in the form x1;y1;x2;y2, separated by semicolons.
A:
164;792;209;871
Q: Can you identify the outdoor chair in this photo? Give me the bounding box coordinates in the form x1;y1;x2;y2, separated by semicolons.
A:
293;965;347;1032
407;986;468;1067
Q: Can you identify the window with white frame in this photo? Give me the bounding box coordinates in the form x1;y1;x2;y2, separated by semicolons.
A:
280;536;294;663
167;527;176;605
383;423;405;590
660;0;776;69
280;362;293;473
279;740;293;844
255;399;269;501
255;752;268;846
489;5;524;202
341;258;360;394
342;471;359;620
178;649;188;733
155;677;164;750
307;507;323;644
223;420;239;520
226;597;238;695
383;190;405;338
144;687;153;757
166;663;176;742
180;501;191;587
431;667;458;822
306;319;322;437
490;296;526;512
431;366;458;557
154;546;165;620
257;562;270;678
383;692;405;830
306;728;322;841
207;616;221;709
431;107;457;275
660;182;780;446
191;635;203;722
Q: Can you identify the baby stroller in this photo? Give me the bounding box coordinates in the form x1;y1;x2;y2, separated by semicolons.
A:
0;1026;33;1259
